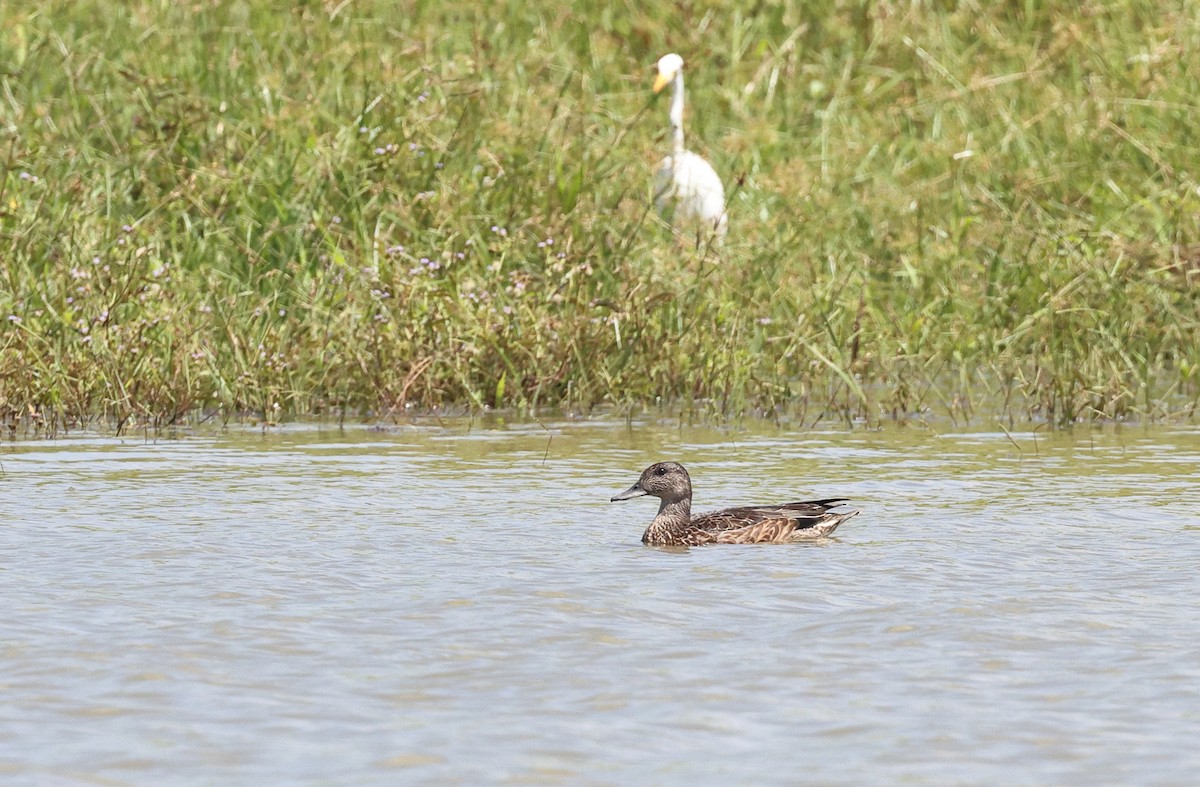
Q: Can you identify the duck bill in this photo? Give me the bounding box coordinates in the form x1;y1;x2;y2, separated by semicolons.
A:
610;483;647;502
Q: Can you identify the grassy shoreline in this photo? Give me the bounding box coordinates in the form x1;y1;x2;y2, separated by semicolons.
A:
3;0;1199;431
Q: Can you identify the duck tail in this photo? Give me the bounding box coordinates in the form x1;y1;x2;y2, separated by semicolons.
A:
804;497;851;508
812;508;860;537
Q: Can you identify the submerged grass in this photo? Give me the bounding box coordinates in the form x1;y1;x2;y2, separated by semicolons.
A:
2;0;1199;431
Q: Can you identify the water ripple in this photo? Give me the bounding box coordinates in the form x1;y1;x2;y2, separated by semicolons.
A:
1;423;1198;784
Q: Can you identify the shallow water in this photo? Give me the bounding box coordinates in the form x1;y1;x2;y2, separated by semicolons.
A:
2;419;1199;785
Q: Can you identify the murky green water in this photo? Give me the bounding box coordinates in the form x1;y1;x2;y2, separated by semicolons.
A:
2;419;1198;784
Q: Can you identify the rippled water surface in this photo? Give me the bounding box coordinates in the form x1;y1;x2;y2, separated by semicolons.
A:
2;419;1199;784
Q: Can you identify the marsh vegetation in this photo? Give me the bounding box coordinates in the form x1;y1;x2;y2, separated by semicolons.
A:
2;0;1198;430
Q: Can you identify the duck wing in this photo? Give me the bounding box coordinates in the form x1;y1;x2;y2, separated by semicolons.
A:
688;499;856;544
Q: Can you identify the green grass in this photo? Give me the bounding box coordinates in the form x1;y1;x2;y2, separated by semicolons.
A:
2;0;1199;430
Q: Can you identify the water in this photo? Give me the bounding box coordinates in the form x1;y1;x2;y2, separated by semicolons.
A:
2;419;1199;785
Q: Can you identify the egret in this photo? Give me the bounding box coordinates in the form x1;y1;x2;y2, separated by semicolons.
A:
652;53;728;241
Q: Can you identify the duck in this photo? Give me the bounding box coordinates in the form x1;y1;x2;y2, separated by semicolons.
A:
610;461;859;546
651;53;728;242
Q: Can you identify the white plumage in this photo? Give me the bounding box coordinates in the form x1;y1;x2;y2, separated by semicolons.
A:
652;53;727;241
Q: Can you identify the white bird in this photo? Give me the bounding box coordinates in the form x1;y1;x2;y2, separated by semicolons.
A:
652;52;728;242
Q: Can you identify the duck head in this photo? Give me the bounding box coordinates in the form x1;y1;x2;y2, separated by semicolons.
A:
611;461;692;504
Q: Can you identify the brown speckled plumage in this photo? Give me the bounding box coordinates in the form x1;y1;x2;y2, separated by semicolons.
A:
611;461;859;547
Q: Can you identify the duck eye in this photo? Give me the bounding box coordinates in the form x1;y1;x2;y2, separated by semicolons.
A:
655;467;667;476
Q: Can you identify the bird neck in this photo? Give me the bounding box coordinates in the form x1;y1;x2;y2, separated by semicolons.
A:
643;496;691;544
668;72;685;155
